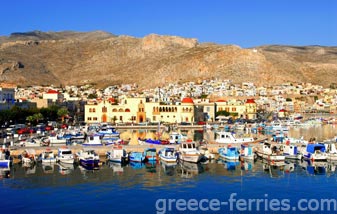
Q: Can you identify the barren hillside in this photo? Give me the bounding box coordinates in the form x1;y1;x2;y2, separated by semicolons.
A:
0;31;336;89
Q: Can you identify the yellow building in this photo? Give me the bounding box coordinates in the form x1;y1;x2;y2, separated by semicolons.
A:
84;97;195;124
203;98;257;121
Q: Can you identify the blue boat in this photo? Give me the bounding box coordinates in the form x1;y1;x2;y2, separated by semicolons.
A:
76;149;100;169
129;152;146;162
144;148;157;161
300;143;327;161
0;149;11;168
218;146;239;161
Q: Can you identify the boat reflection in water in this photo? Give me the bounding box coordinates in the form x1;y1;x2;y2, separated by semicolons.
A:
57;162;74;175
107;161;124;174
178;161;205;178
263;162;285;178
160;160;176;176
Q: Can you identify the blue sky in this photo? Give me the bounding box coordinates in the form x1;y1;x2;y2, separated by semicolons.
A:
1;0;336;47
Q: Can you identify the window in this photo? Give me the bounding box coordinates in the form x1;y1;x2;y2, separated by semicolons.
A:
153;116;156;121
87;117;92;121
93;117;97;121
206;107;210;112
232;107;236;112
89;108;92;113
93;108;96;113
102;106;107;113
120;116;123;121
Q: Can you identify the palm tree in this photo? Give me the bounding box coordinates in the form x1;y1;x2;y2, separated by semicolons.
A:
26;115;35;125
57;107;69;123
33;113;44;124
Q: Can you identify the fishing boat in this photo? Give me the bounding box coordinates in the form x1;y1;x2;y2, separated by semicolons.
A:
324;142;337;161
279;143;302;160
218;145;239;161
239;143;256;160
255;142;285;162
177;140;203;163
101;134;122;146
299;143;327;161
39;148;57;164
83;134;103;146
98;125;120;138
106;146;129;164
56;147;75;164
158;147;177;163
169;132;188;144
129;152;146;162
75;149;100;169
215;131;255;144
0;149;11;168
19;149;37;164
144;147;157;161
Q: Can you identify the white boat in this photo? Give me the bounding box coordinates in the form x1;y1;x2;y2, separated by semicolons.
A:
48;136;67;146
106;146;128;164
177;140;203;163
39;149;57;164
299;143;327;161
158;147;177;163
215;131;255;144
101;134;122;146
56;147;75;164
279;143;302;160
20;149;37;164
169;132;188;144
255;142;285;162
83;134;103;146
324;143;337;161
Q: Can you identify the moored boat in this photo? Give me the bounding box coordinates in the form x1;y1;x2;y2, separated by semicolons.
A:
215;131;255;144
158;147;177;163
129;152;146;163
56;147;75;164
177;140;203;163
144;147;157;161
39;148;57;164
75;149;100;169
106;146;129;164
299;143;327;161
255;142;285;162
218;145;239;161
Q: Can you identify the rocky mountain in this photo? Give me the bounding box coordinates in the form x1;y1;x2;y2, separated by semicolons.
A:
0;30;336;89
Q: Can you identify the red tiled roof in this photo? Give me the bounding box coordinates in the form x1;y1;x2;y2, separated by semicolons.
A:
246;99;255;104
182;97;194;104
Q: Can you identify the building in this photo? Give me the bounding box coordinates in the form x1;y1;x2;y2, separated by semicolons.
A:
84;97;195;124
0;87;15;110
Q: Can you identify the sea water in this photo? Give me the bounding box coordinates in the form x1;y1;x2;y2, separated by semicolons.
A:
0;125;336;214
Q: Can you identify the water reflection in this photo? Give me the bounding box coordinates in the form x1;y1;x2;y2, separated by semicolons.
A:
119;124;337;144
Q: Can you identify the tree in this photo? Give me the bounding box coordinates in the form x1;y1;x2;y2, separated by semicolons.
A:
215;110;230;117
33;113;44;123
26;115;35;125
57;107;69;123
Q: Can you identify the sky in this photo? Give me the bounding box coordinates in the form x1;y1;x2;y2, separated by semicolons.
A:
1;0;336;47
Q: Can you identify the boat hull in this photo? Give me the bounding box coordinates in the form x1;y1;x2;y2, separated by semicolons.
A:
0;160;10;168
256;151;285;161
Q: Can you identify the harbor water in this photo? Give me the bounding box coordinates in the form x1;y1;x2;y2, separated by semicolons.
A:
1;124;336;213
